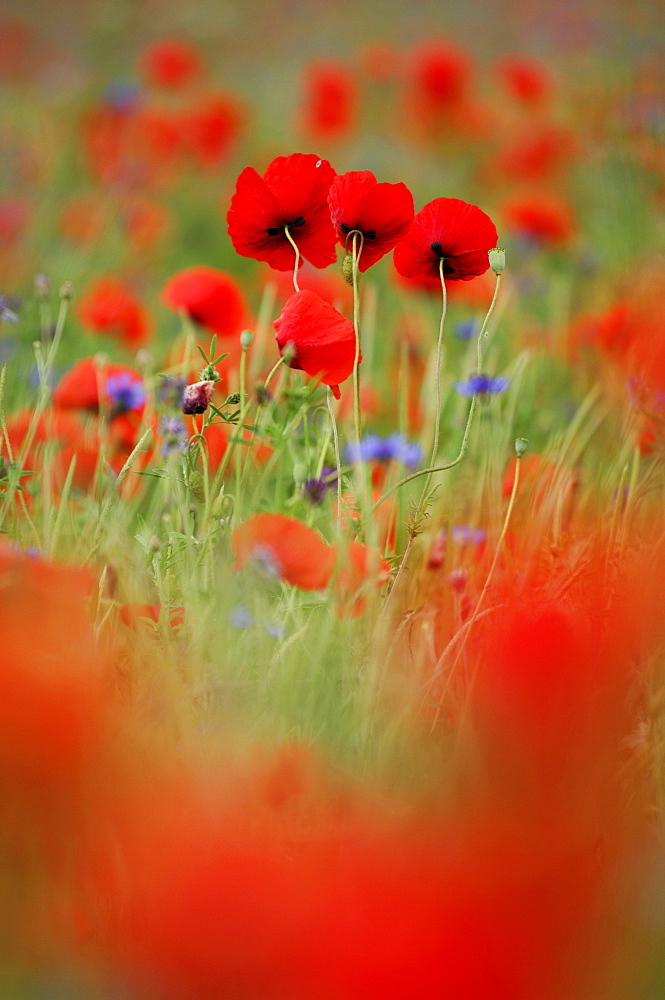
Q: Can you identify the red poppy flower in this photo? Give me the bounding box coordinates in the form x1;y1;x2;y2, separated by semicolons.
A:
140;37;203;90
227;153;337;271
299;60;358;141
232;513;335;590
77;277;151;347
162;265;251;338
328;171;414;272
394;198;498;282
273;290;357;399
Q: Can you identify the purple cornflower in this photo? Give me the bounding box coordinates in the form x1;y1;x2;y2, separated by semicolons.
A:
159;416;189;456
345;433;422;468
303;466;338;505
106;372;146;411
157;375;186;408
454;373;510;398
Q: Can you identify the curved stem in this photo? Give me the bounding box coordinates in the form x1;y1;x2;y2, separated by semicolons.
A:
283;226;300;293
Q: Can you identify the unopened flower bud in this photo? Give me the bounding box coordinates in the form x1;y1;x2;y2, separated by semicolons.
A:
240;329;254;350
182;379;215;415
59;280;74;301
188;469;206;503
515;436;529;458
342;253;354;286
226;392;241;405
488;248;506;274
293;462;308;485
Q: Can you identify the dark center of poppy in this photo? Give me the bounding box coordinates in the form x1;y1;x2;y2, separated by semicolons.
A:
341;222;376;240
266;216;306;236
430;242;455;274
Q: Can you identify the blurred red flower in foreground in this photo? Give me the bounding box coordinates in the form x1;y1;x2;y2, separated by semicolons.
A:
162;265;251;338
274;289;357;399
0;545;105;787
77;276;151;348
328;171;414;272
227;153;337;271
299;60;358;141
394;197;498;282
232;513;335;590
140;37;203;89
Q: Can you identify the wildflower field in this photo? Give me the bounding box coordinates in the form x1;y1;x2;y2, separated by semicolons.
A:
2;0;665;996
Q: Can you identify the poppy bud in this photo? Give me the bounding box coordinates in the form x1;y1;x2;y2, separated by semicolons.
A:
515;436;529;458
188;470;206;503
488;247;506;274
342;252;354;285
59;280;74;301
240;329;254;349
182;379;215;415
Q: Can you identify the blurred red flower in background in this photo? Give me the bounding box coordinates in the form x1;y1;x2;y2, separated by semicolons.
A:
227;153;337;270
501;192;575;246
299;60;358;141
404;39;472;124
140;37;204;90
274;289;357;399
328;171;414;271
77;277;151;348
394;197;498;282
495;56;554;105
53;357;144;412
182;93;245;168
162;265;251;338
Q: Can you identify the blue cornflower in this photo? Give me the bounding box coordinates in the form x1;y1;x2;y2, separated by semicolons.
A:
229;606;254;629
451;526;486;545
0;296;19;324
454;319;478;342
454;374;510;398
103;80;141;112
106;372;146;411
345;432;422;469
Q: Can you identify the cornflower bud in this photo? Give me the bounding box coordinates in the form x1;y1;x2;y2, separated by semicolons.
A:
182;379;215;415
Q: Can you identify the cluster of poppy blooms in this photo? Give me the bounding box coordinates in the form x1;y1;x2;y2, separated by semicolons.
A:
227;152;498;398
